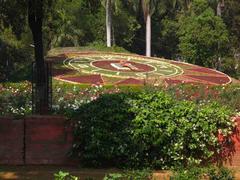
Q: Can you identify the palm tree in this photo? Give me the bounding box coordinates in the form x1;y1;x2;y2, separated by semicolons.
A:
142;0;158;57
130;0;178;57
106;0;112;47
101;0;113;47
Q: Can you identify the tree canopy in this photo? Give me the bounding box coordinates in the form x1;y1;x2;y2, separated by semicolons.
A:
0;0;239;79
178;0;229;67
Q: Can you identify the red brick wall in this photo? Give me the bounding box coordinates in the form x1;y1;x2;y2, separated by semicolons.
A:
225;116;240;167
0;116;75;165
1;115;240;166
25;116;74;165
0;117;24;165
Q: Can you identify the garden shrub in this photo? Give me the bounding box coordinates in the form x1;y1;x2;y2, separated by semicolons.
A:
171;166;206;180
130;91;234;168
207;166;235;180
171;166;234;180
70;93;136;167
54;171;79;180
103;169;152;180
70;90;235;168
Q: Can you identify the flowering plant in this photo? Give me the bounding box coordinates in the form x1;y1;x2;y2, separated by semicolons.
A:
0;82;32;116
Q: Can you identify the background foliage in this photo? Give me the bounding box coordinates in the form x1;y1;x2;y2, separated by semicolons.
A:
0;0;240;80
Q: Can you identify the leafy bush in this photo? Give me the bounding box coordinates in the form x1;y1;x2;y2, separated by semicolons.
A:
171;166;234;180
70;90;235;168
171;167;206;180
130;91;234;168
70;93;135;167
104;169;152;180
208;166;235;180
54;171;78;180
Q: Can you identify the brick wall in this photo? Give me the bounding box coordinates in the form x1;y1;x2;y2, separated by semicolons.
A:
0;116;240;166
0;116;75;165
225;116;240;167
25;116;75;165
0;117;24;165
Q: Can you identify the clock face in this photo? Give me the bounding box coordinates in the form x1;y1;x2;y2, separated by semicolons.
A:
63;54;183;79
51;51;231;86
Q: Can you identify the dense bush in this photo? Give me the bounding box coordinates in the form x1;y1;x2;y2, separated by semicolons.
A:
171;166;234;180
70;90;235;168
130;91;234;168
70;93;136;167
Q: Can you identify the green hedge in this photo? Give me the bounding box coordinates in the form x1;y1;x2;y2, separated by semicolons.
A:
69;90;234;168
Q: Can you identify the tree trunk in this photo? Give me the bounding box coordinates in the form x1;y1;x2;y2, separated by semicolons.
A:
146;13;151;57
106;0;112;47
217;1;222;16
216;0;224;70
112;25;115;46
28;0;49;114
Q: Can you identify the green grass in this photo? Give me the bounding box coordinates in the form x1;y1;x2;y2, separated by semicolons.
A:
48;43;130;57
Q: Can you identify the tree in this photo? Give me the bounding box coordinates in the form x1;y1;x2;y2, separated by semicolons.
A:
106;0;112;47
130;0;176;57
178;0;229;67
222;0;240;51
142;0;158;57
101;0;113;47
101;0;123;47
0;0;33;82
176;0;192;11
28;0;49;114
44;0;85;49
0;0;27;37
